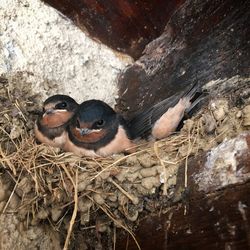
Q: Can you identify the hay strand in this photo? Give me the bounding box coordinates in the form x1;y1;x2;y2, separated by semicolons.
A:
62;165;79;250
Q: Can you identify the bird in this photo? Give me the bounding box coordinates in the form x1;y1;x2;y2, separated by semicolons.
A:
63;82;204;157
127;82;204;140
34;94;79;148
63;99;135;157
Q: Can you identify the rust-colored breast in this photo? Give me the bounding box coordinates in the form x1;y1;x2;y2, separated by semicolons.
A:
41;111;73;128
71;127;107;143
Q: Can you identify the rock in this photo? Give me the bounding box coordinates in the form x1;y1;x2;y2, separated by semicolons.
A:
242;105;250;126
115;168;128;182
140;166;158;178
182;119;195;132
37;208;49;220
137;154;155;168
210;99;229;121
99;171;110;180
108;193;117;202
96;219;109;233
9;123;24;139
126;155;138;165
194;133;250;192
0;201;7;212
202;113;216;134
78;172;91;192
51;207;63;222
8;193;21;210
93;193;106;205
126;172;139;182
124;210;139;222
16;177;32;196
141;176;160;190
0;189;10;202
78;198;92;213
80;212;90;225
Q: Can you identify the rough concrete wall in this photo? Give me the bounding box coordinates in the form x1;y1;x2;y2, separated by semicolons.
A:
0;0;132;106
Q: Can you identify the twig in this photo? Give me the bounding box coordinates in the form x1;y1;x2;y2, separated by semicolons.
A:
62;165;79;250
113;226;116;250
109;179;138;205
15;100;27;122
3;168;23;213
0;127;18;150
154;141;168;195
87;195;141;250
0;147;17;175
90;149;148;182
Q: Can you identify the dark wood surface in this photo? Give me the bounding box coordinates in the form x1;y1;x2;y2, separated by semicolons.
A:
42;0;185;58
116;133;250;249
117;182;250;250
116;0;250;119
42;0;249;119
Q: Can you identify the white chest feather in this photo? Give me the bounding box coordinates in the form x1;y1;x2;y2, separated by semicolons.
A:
97;126;135;157
34;123;67;148
63;134;98;157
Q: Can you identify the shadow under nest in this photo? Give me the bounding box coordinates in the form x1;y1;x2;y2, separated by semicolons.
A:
0;75;249;249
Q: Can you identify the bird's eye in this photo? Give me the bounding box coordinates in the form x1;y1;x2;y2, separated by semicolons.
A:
55;102;67;109
76;119;81;128
96;119;105;127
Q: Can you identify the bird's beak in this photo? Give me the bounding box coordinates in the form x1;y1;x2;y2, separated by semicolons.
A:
43;109;67;116
43;109;54;116
79;128;92;135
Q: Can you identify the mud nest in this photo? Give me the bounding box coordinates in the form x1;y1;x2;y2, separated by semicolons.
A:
0;73;249;249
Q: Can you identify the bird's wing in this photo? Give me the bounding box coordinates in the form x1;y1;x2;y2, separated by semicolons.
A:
128;82;202;139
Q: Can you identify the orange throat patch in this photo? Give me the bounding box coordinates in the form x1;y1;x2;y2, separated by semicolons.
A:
71;127;107;143
41;111;73;128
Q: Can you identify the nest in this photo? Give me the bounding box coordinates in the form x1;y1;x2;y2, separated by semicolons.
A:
0;74;249;249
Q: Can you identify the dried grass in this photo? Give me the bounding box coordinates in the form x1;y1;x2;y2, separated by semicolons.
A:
0;79;247;249
0;114;204;249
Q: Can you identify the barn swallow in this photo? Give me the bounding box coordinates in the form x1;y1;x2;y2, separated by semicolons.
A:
34;94;79;148
63;83;203;157
63;100;135;157
127;82;204;140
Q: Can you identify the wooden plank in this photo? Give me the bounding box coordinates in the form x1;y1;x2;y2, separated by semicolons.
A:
42;0;185;58
116;0;250;119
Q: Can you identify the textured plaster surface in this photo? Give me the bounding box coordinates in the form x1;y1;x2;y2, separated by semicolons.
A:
0;0;132;105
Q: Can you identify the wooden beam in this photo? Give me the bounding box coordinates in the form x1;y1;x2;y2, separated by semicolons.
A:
42;0;185;58
116;133;250;249
116;0;250;119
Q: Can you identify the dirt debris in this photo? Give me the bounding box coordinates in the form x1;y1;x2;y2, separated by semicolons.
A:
0;213;61;250
0;74;249;249
242;105;250;126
